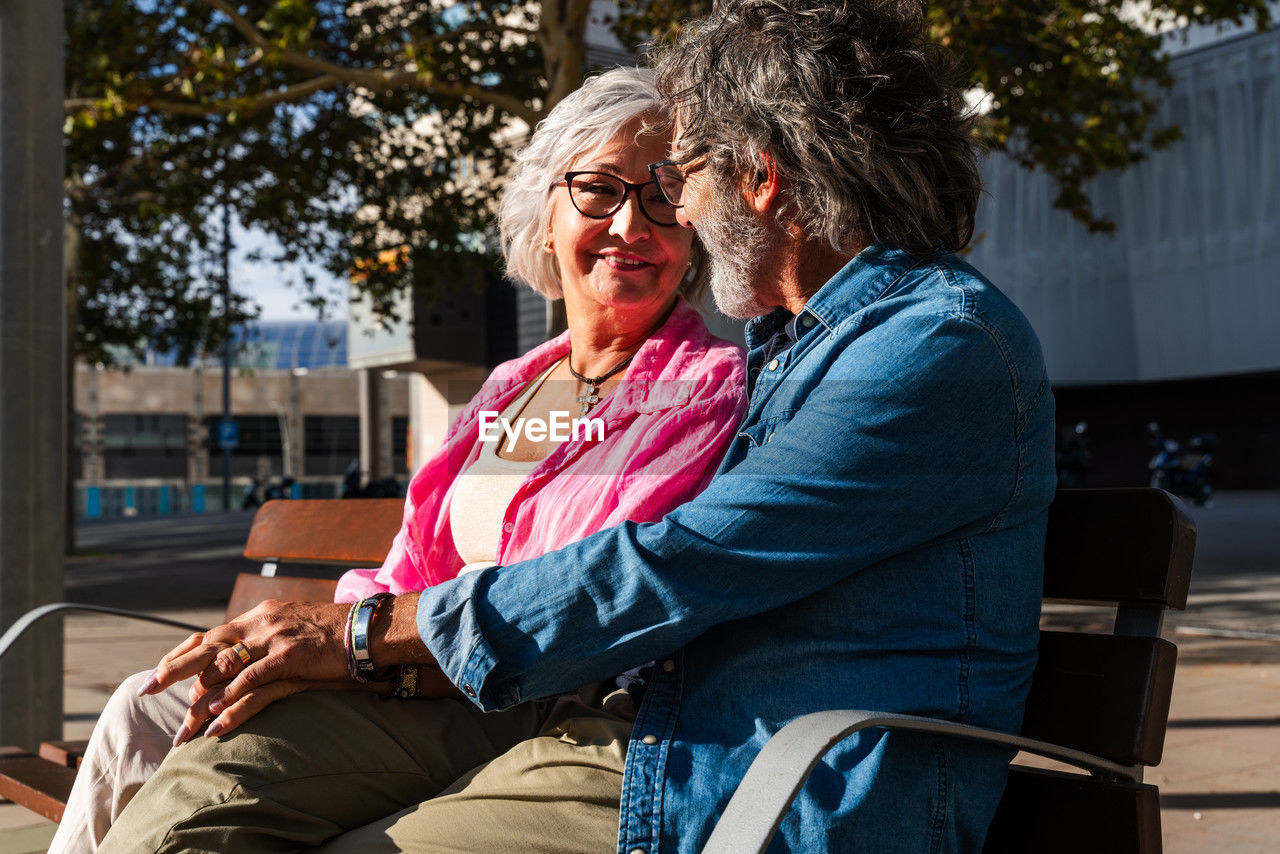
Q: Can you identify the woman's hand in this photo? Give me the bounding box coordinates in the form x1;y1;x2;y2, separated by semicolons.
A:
171;678;372;745
170;663;467;745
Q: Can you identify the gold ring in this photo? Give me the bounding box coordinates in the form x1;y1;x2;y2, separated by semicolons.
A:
231;642;252;665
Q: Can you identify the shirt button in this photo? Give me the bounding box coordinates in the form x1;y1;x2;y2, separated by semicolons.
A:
641;734;659;746
765;433;773;444
800;315;815;328
502;522;514;533
662;659;676;672
766;358;780;371
629;849;646;854
463;684;476;698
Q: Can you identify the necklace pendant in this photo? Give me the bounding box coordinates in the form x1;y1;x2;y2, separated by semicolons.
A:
577;383;601;416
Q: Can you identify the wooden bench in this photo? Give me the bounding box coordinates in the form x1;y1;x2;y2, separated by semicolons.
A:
0;499;402;823
0;490;1194;854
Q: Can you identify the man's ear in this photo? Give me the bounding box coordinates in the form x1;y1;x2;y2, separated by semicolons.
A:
744;152;784;216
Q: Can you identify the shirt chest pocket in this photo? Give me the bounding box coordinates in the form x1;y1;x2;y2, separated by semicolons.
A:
736;410;798;449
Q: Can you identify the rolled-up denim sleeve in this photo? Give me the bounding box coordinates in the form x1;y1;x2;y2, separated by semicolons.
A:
419;313;1051;710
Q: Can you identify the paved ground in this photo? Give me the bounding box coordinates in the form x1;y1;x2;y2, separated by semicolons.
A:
2;492;1278;852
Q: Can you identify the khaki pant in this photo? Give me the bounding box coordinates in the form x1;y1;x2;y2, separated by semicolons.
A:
97;686;633;853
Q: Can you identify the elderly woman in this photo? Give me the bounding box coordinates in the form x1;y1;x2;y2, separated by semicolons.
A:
54;67;745;854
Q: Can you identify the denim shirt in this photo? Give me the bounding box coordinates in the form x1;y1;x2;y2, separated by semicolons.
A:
418;243;1057;853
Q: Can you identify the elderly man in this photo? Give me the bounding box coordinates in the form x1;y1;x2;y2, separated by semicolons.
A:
101;1;1054;851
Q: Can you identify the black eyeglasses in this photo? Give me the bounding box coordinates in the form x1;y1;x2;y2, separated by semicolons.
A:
550;171;679;227
648;148;708;208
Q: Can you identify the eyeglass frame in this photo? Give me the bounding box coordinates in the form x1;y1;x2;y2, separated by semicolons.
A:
548;171;680;228
647;147;710;208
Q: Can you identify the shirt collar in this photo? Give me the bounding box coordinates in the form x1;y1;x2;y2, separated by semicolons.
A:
744;242;921;349
795;242;925;333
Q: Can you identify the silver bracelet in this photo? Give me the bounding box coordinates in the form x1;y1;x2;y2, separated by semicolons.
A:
351;593;393;679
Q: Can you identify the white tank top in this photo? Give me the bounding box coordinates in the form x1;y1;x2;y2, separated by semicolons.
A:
449;359;562;575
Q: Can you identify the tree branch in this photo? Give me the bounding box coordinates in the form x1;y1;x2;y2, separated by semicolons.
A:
70;2;545;126
377;71;541;124
203;0;269;49
202;1;541;123
418;21;540;43
66;75;342;118
164;74;342;113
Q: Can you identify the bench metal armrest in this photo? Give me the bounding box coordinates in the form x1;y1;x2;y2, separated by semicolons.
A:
0;604;207;663
701;709;1143;854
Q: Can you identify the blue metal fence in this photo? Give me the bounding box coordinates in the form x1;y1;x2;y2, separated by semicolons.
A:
76;478;348;519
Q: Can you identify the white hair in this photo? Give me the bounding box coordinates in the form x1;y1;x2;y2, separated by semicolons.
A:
498;66;708;303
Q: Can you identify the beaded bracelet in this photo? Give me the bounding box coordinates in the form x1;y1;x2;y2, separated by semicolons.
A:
343;599;364;682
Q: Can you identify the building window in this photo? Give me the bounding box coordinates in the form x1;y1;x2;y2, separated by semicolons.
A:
393;416;410;475
304;415;360;477
103;413;189;479
203;415;284;478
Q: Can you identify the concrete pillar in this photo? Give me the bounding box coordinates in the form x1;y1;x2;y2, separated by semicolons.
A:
407;367;490;473
358;368;384;482
0;0;66;746
289;369;305;478
189;366;208;484
378;372;393;479
407;373;447;474
83;365;105;482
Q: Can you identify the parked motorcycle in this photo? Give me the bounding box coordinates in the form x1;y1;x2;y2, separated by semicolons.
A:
1147;422;1216;506
1055;421;1092;488
264;476;297;501
241;477;263;510
341;460;402;499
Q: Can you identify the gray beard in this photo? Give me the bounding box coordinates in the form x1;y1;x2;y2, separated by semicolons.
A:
696;186;771;320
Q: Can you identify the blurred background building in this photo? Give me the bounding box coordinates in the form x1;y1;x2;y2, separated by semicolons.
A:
967;13;1280;488
72;320;411;517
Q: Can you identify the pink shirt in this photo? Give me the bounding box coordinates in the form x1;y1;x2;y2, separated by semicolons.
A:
335;298;747;602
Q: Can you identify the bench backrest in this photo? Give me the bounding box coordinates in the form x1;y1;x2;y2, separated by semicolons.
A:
228;498;403;621
985;487;1196;854
243;498;404;566
1027;488;1193;766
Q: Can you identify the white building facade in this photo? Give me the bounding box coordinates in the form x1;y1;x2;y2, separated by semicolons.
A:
967;15;1280;487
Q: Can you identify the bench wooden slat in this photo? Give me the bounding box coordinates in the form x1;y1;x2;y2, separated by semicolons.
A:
224;575;340;622
39;740;88;770
984;765;1161;854
1044;488;1195;608
243;499;403;566
1022;631;1178;766
0;747;76;823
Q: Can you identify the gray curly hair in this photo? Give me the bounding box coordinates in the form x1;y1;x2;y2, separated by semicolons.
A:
653;0;981;256
499;66;708;302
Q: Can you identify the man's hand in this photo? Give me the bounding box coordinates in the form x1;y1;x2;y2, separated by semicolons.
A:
141;599;352;699
139;599;351;740
141;593;442;741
